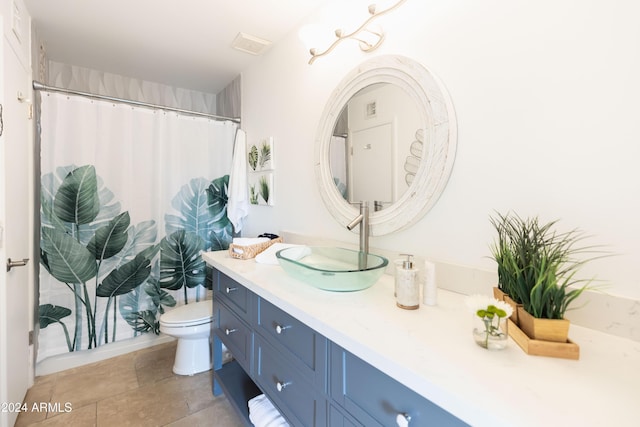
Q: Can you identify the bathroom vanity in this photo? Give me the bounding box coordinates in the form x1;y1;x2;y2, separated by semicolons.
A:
203;250;640;427
210;265;464;426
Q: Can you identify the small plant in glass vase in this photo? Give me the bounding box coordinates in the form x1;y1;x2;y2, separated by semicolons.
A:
466;295;513;350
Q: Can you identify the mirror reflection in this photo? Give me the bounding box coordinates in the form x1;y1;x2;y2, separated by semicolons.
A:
329;83;424;211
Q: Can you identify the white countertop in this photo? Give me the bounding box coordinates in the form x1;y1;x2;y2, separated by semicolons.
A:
203;250;640;427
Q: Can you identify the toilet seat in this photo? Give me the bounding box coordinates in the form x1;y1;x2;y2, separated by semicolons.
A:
159;300;213;327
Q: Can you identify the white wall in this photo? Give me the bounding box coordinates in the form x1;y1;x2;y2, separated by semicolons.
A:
241;0;640;300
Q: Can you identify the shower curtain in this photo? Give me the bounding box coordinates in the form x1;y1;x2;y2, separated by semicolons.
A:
37;92;237;362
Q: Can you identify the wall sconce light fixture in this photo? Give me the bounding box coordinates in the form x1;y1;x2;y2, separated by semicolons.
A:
307;0;407;65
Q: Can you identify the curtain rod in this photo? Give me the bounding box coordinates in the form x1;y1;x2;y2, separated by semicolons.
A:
32;81;241;124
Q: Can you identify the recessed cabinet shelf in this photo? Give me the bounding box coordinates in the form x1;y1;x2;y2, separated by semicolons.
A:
213;360;262;425
210;267;467;427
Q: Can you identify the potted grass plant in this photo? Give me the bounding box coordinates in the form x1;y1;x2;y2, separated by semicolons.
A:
489;214;524;324
489;212;604;342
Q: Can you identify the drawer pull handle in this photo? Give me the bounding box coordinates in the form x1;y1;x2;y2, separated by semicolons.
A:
225;286;238;293
396;413;412;427
275;324;291;334
276;380;291;392
224;328;237;335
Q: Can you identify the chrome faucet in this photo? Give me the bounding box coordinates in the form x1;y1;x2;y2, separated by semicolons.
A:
346;201;370;269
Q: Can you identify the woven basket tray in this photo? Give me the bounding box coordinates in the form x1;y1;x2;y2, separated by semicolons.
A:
228;237;283;260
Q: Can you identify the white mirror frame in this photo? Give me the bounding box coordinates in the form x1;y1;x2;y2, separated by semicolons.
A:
314;55;457;235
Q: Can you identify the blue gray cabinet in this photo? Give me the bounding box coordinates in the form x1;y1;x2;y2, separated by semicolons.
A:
330;345;469;426
210;268;467;427
212;270;261;424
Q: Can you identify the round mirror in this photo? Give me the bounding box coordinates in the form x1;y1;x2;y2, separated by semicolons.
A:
315;55;457;235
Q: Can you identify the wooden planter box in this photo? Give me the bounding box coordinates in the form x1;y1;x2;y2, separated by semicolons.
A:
492;287;521;325
508;319;579;360
492;287;507;301
491;287;579;359
517;306;569;343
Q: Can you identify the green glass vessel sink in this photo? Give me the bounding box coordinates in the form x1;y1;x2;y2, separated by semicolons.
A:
276;246;389;292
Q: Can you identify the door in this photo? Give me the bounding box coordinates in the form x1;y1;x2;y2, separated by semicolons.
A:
0;14;33;427
349;122;394;204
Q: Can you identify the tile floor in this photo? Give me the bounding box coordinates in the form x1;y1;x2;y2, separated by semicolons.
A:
15;341;243;427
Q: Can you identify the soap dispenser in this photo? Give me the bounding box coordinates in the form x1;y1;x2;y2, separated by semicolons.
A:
396;254;419;310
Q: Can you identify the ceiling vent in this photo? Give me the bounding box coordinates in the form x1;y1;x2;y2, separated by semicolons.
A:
231;32;272;55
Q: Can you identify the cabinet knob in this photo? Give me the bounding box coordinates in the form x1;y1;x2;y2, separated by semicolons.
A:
275;324;291;334
225;286;237;293
276;380;291;392
224;328;237;335
396;413;411;427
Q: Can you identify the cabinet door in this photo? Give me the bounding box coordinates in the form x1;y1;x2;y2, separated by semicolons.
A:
214;300;252;373
330;344;469;427
254;334;327;427
216;271;250;317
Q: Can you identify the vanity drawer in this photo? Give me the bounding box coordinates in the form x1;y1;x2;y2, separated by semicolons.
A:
330;345;468;427
215;271;249;316
254;334;327;427
215;301;252;373
257;297;327;385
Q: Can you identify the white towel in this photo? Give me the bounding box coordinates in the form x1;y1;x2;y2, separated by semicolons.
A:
255;243;301;265
232;237;270;246
279;245;311;261
227;129;249;233
248;394;290;427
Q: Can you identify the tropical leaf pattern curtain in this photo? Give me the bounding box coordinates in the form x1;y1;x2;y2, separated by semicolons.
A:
37;92;237;361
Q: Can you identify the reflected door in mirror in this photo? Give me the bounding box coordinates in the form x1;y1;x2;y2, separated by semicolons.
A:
329;82;421;210
350;123;393;204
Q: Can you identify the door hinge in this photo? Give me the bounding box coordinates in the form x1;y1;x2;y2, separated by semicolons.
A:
29;330;34;345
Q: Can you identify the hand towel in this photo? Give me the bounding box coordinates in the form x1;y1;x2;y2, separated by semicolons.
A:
280;245;312;261
227;128;249;232
232;237;270;246
255;243;301;265
248;394;290;427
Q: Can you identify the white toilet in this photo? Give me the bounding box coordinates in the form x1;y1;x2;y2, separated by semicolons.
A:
159;300;214;375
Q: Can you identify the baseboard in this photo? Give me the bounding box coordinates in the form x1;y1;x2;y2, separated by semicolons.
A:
35;334;175;376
